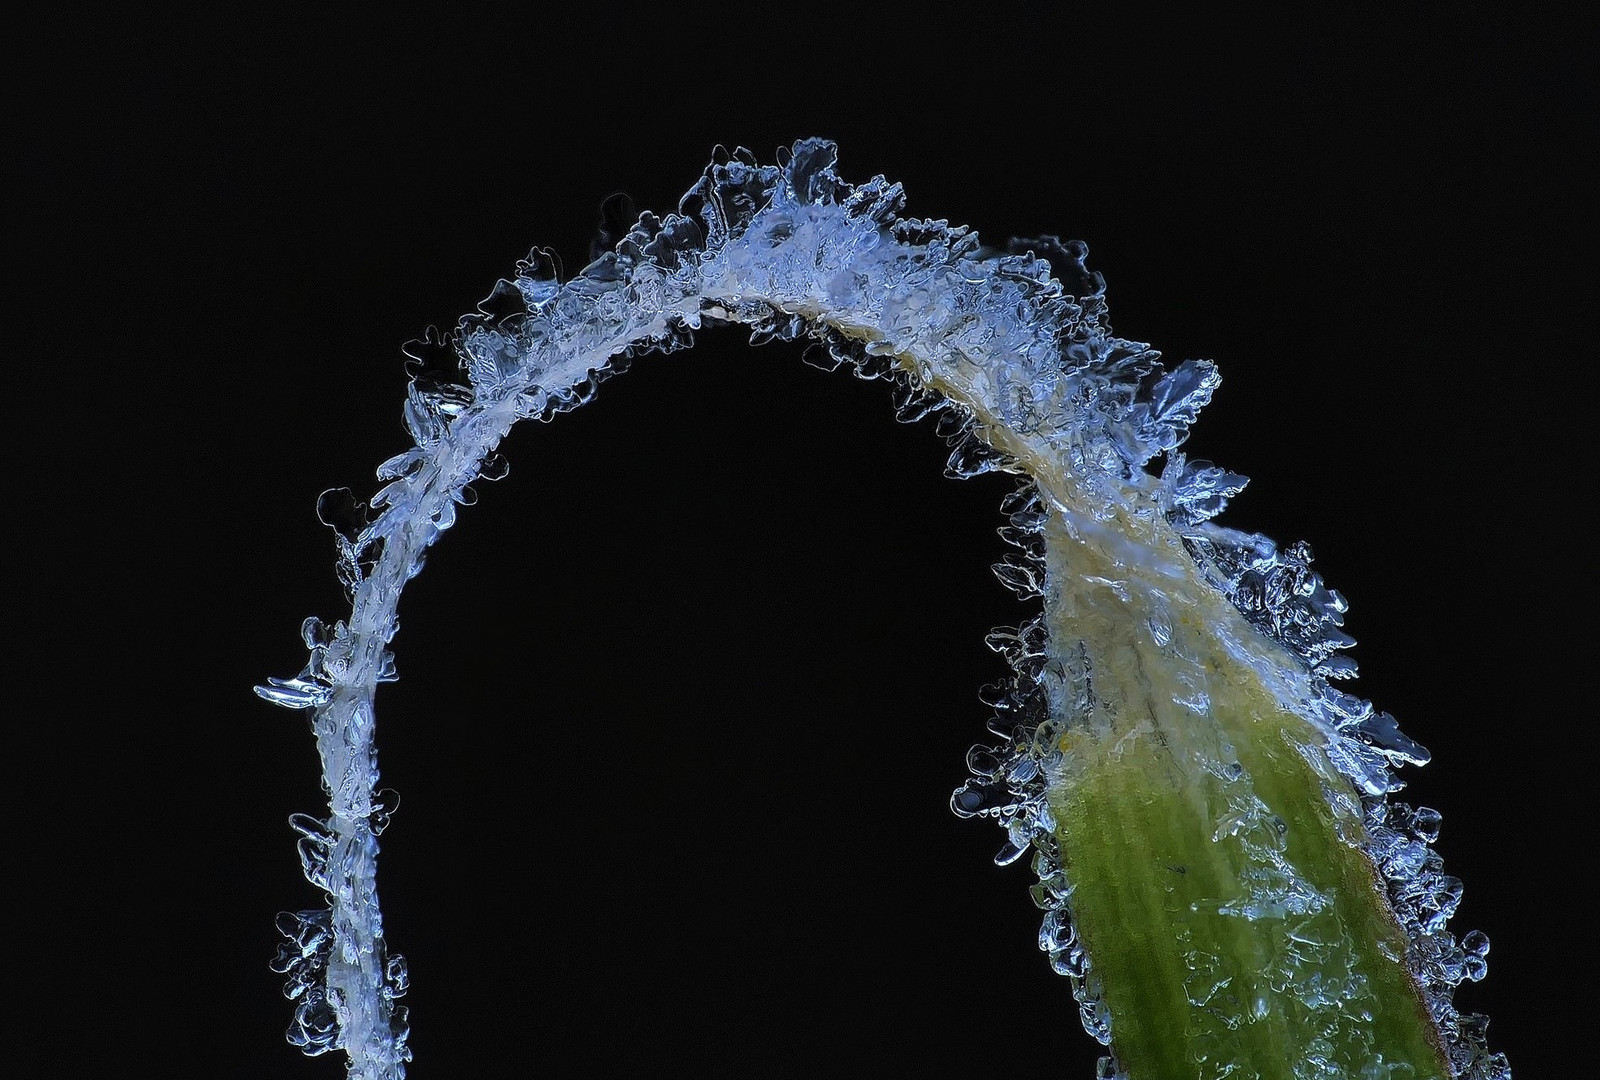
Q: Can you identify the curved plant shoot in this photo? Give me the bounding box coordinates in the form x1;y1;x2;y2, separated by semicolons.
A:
259;139;1506;1080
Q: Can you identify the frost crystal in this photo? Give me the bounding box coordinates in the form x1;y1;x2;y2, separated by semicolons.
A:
261;139;1501;1079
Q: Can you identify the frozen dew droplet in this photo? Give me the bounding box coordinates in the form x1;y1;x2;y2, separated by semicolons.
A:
992;556;1044;599
375;649;398;684
1080;995;1114;1045
997;524;1040;551
994;838;1030;866
270;906;335;1013
1007;757;1040;784
371;788;400;835
984;625;1022;658
514;387;552;421
390;1004;413;1057
298;846;331;894
801;341;844;371
1314;655;1359;680
945;432;1010;479
401;324;457;381
275;909;331;951
384;953;410;998
934;407;970;440
1001;494;1046;534
287;991;341;1056
1052;945;1091;979
288;812;333;847
1423;876;1466;929
951;778;1014;818
1475;1054;1512;1080
1355;710;1431;767
1411;806;1443;844
891;378;945;423
299;616;330;649
316;487;370;543
965;744;1003;777
1096;1055;1127;1080
977;680;1012;710
1038;909;1076;953
404;385;448;446
375;449;425;483
475;277;527;324
950;781;987;818
477;452;510;482
1034;864;1072;901
255;677;329;710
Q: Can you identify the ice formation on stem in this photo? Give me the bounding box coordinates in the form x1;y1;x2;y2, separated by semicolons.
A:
260;139;1505;1079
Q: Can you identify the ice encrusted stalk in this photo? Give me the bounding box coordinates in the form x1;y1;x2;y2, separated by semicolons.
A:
260;139;1505;1079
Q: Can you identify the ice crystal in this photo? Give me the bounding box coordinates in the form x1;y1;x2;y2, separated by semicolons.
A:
261;139;1500;1079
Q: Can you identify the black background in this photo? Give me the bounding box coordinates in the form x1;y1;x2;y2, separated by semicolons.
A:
14;9;1590;1077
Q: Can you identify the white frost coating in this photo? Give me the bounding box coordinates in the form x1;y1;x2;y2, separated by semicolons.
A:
260;140;1500;1079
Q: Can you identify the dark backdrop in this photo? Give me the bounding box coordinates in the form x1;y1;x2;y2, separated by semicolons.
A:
14;9;1589;1076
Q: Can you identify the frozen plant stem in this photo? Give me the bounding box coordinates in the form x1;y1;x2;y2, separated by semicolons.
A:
261;140;1505;1079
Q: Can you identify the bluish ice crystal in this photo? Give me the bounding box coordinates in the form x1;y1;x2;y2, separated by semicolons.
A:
260;140;1505;1079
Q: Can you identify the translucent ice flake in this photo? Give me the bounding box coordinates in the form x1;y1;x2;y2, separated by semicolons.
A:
254;676;328;710
263;139;1499;1079
1160;454;1249;527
